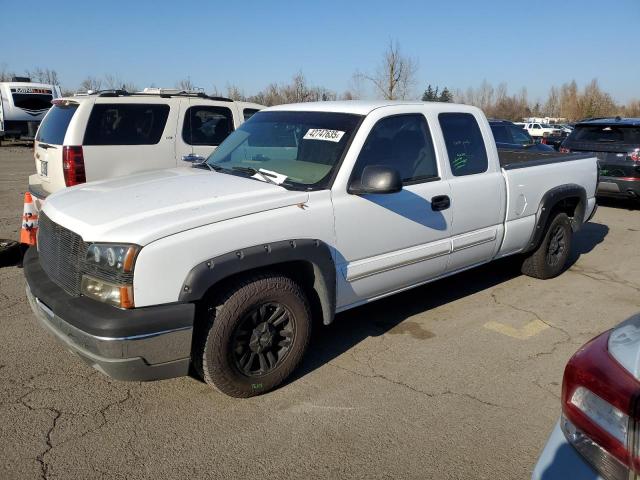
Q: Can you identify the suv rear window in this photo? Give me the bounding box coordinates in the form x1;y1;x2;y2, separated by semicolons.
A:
84;103;170;145
570;125;640;145
35;104;79;145
182;106;233;146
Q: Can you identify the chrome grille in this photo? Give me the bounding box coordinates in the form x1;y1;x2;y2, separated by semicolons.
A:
38;212;86;295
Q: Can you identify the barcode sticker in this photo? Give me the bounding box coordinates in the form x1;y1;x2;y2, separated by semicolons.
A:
303;129;345;142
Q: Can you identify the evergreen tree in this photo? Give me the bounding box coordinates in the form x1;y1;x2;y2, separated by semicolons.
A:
439;87;452;102
422;84;436;101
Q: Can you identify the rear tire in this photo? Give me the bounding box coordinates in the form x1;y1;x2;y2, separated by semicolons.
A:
194;273;312;398
521;212;572;279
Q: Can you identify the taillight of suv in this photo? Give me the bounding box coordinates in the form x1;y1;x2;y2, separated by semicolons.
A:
630;149;640;162
561;330;640;480
62;146;86;186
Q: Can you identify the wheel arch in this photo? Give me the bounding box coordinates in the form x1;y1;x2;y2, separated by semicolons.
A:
523;184;587;254
179;239;336;326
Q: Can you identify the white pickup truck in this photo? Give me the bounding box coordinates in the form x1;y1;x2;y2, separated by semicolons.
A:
27;89;263;207
23;101;598;398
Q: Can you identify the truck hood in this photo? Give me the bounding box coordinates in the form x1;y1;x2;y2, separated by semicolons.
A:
43;168;309;245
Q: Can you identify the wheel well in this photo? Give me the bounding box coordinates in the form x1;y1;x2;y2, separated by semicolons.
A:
191;261;324;346
548;196;583;231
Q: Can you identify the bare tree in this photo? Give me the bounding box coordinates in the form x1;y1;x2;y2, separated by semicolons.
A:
559;80;579;121
103;74;137;92
359;40;417;100
176;78;195;91
0;63;14;82
225;84;246;101
623;100;640;117
577;78;616;119
79;76;102;92
24;67;60;85
544;86;560;117
247;72;336;106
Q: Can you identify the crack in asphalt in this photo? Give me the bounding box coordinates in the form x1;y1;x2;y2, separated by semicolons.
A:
570;265;640;293
328;362;508;409
38;409;61;480
532;379;560;400
15;390;61;480
8;374;136;478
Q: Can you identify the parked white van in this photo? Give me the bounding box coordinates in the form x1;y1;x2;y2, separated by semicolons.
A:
0;78;61;142
28;89;264;205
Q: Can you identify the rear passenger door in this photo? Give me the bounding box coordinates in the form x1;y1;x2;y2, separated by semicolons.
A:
176;100;236;165
437;112;506;272
82;99;178;180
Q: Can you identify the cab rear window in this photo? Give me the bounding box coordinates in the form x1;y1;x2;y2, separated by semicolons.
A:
84;103;170;145
439;113;488;176
35;104;79;145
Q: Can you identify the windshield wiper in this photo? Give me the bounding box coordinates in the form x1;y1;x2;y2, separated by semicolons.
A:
193;162;226;173
232;166;278;185
192;161;214;172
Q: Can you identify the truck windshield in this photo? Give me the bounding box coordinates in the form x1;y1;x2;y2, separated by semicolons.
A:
206;111;362;189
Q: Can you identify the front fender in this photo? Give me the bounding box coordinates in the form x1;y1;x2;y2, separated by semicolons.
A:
179;239;336;325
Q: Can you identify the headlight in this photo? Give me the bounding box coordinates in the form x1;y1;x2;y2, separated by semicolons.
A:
85;243;138;274
81;275;134;309
82;243;139;308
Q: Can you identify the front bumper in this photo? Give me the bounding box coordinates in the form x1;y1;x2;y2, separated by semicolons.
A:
23;247;195;381
531;420;604;480
597;176;640;199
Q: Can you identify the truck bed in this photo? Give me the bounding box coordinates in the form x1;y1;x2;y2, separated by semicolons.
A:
498;150;593;170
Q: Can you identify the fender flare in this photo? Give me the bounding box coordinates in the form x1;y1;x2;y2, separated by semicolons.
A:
523;184;587;254
179;239;336;325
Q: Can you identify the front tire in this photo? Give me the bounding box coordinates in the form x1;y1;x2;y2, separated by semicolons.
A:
195;273;312;398
521;212;573;279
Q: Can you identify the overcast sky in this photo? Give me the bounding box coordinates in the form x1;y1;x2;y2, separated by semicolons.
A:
4;0;639;103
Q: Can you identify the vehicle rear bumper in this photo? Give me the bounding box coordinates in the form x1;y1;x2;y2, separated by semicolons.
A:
27;174;49;210
531;420;603;480
597;176;640;199
23;247;195;381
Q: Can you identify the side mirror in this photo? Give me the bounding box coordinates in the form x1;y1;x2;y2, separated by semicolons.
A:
348;165;402;195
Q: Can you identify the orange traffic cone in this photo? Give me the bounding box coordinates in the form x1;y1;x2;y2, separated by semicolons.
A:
20;192;38;246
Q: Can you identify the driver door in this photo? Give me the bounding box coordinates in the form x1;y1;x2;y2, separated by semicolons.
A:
332;113;453;306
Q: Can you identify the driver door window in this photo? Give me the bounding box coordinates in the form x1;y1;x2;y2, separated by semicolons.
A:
352;114;438;185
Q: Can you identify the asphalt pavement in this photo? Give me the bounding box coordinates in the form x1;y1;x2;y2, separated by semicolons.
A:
1;144;639;479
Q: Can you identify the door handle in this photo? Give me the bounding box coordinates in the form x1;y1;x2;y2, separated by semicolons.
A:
182;153;205;163
431;195;450;211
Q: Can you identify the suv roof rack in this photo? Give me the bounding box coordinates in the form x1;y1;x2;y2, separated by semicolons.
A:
73;88;233;102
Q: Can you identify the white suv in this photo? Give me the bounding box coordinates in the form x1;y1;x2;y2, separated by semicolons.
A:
28;89;264;206
524;122;562;138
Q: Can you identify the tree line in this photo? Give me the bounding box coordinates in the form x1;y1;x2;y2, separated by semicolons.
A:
2;41;639;121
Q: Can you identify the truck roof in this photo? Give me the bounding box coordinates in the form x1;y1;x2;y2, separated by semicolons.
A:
265;100;473;116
